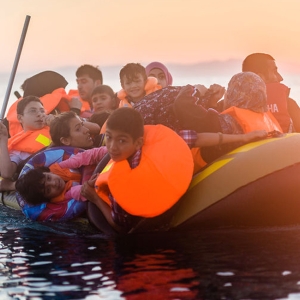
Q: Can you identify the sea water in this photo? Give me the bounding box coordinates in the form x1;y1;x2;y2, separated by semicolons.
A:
2;205;300;299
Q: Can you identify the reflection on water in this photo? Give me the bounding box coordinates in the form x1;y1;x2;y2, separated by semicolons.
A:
2;206;300;299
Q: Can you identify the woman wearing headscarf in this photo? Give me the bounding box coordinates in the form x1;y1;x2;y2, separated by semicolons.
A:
221;72;282;134
173;72;282;163
145;62;173;88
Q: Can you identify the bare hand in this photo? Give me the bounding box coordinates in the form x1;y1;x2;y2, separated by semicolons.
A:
205;84;226;107
194;84;208;97
0;122;9;141
244;130;268;143
177;85;195;99
80;181;96;200
69;97;82;110
88;173;98;187
43;114;56;126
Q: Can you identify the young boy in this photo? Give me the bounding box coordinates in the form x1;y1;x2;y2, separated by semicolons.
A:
91;85;118;114
81;107;194;233
117;63;161;107
15;165;83;205
15;142;109;207
0;96;52;191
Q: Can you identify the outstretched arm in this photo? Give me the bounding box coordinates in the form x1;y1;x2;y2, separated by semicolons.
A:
194;130;268;147
58;147;107;169
0;122;17;179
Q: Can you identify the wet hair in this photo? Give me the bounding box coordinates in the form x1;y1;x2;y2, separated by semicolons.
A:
50;111;78;146
119;63;147;87
15;167;50;205
242;53;275;77
106;107;144;141
17;96;43;115
89;111;111;128
76;64;103;84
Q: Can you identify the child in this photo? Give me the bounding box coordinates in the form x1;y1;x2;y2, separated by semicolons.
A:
15;165;83;205
117;63;161;107
91;85;118;114
0;96;53;191
80;107;194;233
15;146;108;205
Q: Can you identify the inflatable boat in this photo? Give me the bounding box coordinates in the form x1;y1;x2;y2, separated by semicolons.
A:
2;133;300;234
88;133;300;234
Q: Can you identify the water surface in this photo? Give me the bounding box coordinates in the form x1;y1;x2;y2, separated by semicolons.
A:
1;206;300;299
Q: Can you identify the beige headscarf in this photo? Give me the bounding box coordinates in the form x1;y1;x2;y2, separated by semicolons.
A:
224;72;267;113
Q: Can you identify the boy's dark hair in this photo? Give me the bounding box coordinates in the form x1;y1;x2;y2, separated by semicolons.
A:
106;107;144;140
50;111;77;146
242;53;275;78
119;63;147;86
90;111;111;128
91;85;115;98
76;64;103;84
15;167;51;205
17;96;43;115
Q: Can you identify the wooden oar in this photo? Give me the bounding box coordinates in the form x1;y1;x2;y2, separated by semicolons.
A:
0;15;31;120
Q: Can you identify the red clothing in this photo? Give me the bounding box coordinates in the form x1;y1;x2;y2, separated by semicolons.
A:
266;82;293;133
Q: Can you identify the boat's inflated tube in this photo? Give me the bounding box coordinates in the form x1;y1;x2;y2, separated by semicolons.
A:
16;146;87;222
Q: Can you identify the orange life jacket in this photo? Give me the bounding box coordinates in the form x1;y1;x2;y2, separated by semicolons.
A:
222;106;283;133
66;90;93;118
191;148;207;174
94;124;194;217
6;88;68;137
117;77;162;108
49;163;82;203
7;126;51;153
266;83;292;133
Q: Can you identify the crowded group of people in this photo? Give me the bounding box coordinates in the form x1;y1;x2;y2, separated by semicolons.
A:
0;52;299;233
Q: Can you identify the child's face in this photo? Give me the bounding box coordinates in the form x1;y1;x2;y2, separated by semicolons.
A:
17;101;47;131
42;172;66;199
121;74;146;103
61;116;93;149
105;128;143;162
148;68;167;88
92;93;114;113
